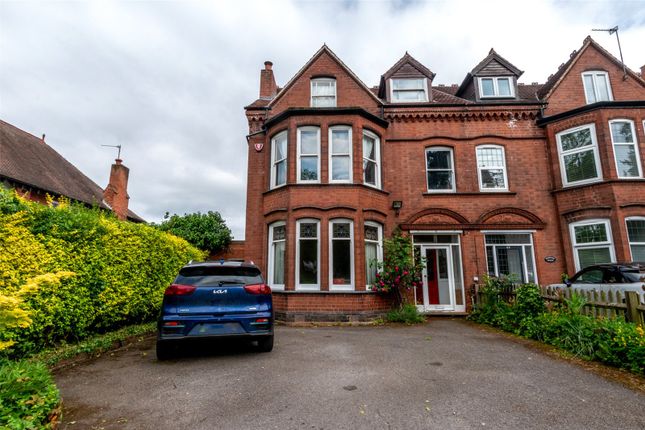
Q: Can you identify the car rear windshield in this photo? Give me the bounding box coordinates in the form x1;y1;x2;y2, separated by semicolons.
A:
175;266;263;286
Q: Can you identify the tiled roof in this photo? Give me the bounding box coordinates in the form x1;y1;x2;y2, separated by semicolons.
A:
0;119;144;222
430;88;474;104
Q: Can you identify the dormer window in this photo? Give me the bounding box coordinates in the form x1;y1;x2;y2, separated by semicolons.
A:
582;71;612;104
478;77;514;98
311;78;336;107
390;78;428;102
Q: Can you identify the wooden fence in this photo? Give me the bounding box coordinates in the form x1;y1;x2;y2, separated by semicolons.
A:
472;284;645;327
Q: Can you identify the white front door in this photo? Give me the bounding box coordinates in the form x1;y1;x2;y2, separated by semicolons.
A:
417;245;455;312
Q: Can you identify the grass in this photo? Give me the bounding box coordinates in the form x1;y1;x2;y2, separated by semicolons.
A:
29;322;156;368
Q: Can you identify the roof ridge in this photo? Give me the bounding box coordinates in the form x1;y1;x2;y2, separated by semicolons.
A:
0;118;45;143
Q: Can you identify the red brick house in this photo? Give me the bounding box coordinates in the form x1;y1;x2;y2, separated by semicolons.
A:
243;37;645;321
0;119;143;222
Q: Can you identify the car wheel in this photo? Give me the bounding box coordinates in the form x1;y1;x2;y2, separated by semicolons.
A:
156;340;175;361
257;335;274;352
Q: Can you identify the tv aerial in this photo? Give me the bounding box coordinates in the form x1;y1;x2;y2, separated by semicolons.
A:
592;26;627;80
101;144;122;159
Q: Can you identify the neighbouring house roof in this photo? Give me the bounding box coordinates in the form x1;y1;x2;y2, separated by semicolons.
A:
537;36;645;100
0;119;144;222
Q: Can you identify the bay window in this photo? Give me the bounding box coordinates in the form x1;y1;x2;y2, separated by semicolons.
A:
329;219;354;290
556;124;602;186
297;126;320;183
626;218;645;261
267;222;286;290
296;219;320;290
270;131;287;188
362;130;381;188
609;120;642;178
364;222;383;290
329;126;352;183
569;219;615;270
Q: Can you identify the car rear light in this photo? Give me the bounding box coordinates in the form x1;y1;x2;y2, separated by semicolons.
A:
244;284;271;295
164;284;197;296
164;321;180;326
255;318;269;323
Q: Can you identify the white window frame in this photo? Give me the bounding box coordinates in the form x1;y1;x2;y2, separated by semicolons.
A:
569;219;616;271
390;78;429;103
328;125;353;184
609;119;642;179
296;219;320;291
310;78;337;107
364;221;383;291
328;219;354;291
581;71;613;104
476;144;508;191
556;123;603;187
425;146;456;193
483;231;538;284
362;130;381;189
267;221;286;291
297;126;321;184
270;131;287;189
626;217;645;262
478;76;515;98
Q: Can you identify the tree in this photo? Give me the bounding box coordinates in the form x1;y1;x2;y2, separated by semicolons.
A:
155;211;232;253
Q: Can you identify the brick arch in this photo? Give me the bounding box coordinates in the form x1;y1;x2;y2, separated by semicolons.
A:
476;207;545;226
405;208;470;225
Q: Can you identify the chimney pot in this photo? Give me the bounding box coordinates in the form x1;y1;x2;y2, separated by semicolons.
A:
264;61;273;70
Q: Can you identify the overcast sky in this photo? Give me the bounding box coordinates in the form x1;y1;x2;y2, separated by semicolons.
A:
1;0;644;238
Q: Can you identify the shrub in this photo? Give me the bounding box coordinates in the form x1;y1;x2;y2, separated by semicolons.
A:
0;187;205;357
386;304;426;324
0;360;60;429
371;231;424;308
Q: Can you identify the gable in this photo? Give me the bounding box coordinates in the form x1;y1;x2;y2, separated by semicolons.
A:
476;59;516;77
543;41;645;116
269;48;381;115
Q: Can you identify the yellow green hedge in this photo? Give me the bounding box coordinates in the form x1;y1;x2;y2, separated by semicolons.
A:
0;189;205;357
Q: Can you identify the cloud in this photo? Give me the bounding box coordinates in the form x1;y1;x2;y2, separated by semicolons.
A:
1;0;643;239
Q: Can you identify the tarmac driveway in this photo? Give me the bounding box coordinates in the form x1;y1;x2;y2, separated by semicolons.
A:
55;319;645;429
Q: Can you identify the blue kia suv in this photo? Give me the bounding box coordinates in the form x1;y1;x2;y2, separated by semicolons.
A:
156;260;273;360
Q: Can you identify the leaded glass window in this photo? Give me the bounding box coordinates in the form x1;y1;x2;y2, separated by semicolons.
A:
570;220;615;270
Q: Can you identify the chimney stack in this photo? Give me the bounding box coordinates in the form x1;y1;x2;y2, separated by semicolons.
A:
259;60;277;99
103;158;130;221
641;64;645;80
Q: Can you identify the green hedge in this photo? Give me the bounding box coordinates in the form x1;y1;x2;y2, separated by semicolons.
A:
470;277;645;375
0;188;205;358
